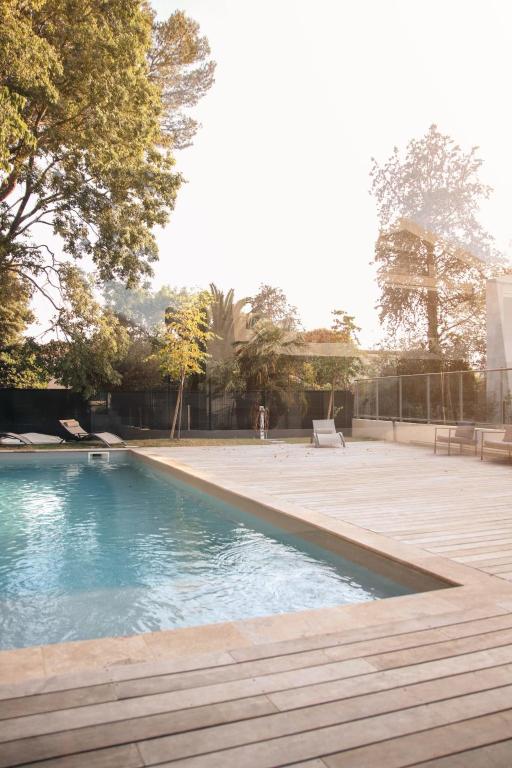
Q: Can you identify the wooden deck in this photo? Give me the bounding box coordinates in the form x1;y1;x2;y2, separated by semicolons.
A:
3;441;512;766
144;441;512;582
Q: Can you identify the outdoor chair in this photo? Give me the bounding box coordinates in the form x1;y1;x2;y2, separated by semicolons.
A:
434;424;477;455
59;420;125;447
312;419;346;448
0;432;64;446
480;426;512;462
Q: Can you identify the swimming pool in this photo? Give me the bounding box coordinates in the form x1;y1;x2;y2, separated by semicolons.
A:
0;452;414;650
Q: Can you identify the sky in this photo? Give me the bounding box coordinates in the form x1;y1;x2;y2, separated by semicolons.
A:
144;0;512;347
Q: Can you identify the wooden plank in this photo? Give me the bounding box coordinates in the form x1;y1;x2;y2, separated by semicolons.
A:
0;683;117;721
0;658;372;743
15;743;144;768
411;740;512;767
147;690;512;767
322;713;512;767
136;667;512;765
269;651;512;710
115;613;512;701
0;697;275;768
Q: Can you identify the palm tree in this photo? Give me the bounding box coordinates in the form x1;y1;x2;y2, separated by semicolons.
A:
234;320;303;391
207;284;252;368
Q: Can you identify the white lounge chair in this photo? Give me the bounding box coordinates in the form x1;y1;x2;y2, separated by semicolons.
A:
312;419;346;448
0;432;64;445
480;426;512;462
59;419;125;447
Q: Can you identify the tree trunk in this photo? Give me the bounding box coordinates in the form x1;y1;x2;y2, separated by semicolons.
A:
170;374;184;439
425;241;440;354
177;373;185;440
326;386;334;419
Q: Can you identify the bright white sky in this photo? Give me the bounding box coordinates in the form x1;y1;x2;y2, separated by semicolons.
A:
147;0;512;346
28;0;512;345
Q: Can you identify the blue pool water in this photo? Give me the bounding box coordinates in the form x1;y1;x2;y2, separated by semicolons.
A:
0;453;412;650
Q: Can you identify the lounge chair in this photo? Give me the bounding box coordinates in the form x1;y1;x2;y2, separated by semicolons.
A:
480;426;512;462
59;419;125;447
0;432;64;445
312;419;346;448
434;424;477;455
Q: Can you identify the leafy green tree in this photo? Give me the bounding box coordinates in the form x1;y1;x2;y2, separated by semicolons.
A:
0;338;49;388
234;321;303;391
153;291;213;438
0;270;33;347
0;269;48;387
0;2;214;332
104;282;194;390
46;267;129;398
250;284;302;330
302;311;362;418
370;125;505;365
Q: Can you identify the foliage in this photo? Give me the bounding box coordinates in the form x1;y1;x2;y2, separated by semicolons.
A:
234;321;303;392
0;338;49;388
249;284;302;330
370;125;505;365
112;337;164;391
0;1;214;335
153;291;213;437
150;11;215;149
0;269;33;346
45;267;129;398
207;283;251;372
104;282;195;391
300;311;362;417
104;282;190;335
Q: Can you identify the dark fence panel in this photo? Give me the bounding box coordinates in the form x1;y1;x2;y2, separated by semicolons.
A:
0;389;91;436
0;387;354;435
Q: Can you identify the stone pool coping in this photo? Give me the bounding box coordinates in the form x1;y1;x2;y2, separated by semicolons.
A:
1;447;511;686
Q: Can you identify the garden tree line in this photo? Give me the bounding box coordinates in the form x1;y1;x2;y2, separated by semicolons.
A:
0;276;364;432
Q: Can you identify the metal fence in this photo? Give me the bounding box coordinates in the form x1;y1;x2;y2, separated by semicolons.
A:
0;386;354;436
354;367;512;426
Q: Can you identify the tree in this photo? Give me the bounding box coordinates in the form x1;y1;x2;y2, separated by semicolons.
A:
153;292;213;438
0;270;33;347
207;284;251;371
45;267;129;398
0;338;49;388
104;283;191;335
370;125;505;365
302;311;362;418
0;269;49;387
0;2;214;333
103;282;196;391
150;11;215;149
250;284;302;330
234;321;303;391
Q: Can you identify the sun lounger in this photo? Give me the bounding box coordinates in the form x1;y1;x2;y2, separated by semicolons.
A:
0;432;64;445
59;420;125;447
312;419;346;448
480;426;512;462
434;424;477;455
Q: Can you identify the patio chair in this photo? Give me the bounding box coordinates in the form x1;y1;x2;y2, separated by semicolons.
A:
312;419;346;448
480;426;512;462
434;424;477;455
0;432;64;446
59;419;125;447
